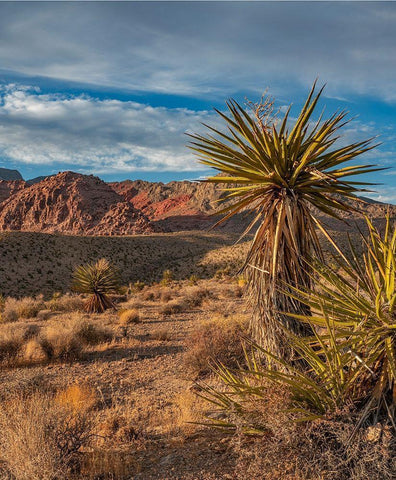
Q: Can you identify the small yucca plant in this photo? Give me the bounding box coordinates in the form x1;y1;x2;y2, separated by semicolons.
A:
189;82;380;359
72;258;119;313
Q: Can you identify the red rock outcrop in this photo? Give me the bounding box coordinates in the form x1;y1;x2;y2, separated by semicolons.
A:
0;180;27;203
110;179;227;231
0;172;158;235
110;179;396;233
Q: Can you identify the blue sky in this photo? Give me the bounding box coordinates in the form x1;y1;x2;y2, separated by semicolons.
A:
0;2;395;202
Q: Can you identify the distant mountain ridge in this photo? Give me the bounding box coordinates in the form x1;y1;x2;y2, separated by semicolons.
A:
0;168;23;181
0;169;394;236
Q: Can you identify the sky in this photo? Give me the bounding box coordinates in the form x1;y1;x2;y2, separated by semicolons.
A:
0;1;395;203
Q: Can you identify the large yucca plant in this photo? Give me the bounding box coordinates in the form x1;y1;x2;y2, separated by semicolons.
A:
189;82;379;358
72;258;119;313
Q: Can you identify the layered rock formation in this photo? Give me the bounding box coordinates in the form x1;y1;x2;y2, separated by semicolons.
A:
0;172;158;235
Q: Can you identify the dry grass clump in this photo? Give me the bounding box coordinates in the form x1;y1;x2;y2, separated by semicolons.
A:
184;286;212;307
0;314;113;365
118;308;141;325
36;309;52;321
1;296;44;322
0;391;95;480
141;289;156;301
160;299;187;315
218;285;244;299
22;338;49;364
151;328;172;341
46;293;84;312
38;317;113;361
160;288;173;303
40;325;84;362
185;314;248;377
173;389;208;433
55;383;97;412
0;324;26;362
233;414;396;480
0;323;42;363
73;319;113;346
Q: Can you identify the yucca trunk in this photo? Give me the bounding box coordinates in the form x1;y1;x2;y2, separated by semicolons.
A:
246;193;315;357
84;292;115;314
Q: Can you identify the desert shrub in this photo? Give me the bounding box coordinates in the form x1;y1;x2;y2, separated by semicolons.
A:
141;289;156;301
39;325;84;361
160;269;174;286
151;328;172;341
0;392;95;480
185;314;248;377
130;280;145;293
2;296;44;322
184;286;211;307
36;309;52;321
214;266;232;279
118;309;140;325
160;288;173;303
72;320;113;346
160;299;186;315
46;293;84;312
188;274;199;285
233;416;396;480
0;294;5;310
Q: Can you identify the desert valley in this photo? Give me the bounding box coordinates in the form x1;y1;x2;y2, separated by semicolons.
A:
0;164;395;479
0;2;396;479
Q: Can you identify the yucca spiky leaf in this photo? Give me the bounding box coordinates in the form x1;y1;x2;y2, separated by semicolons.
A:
72;258;119;313
189;81;381;357
287;214;396;427
196;326;361;432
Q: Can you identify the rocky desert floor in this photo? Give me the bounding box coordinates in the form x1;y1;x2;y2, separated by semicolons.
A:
0;276;249;479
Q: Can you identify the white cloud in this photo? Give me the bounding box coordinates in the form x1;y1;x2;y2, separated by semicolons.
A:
0;84;392;180
0;85;219;173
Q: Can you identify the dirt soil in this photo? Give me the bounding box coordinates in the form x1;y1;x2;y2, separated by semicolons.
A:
0;279;248;479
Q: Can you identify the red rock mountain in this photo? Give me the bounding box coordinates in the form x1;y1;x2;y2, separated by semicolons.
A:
0;171;394;236
0;172;158;235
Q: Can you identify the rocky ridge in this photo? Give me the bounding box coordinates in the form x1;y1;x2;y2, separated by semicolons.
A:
0;172;158;235
0;170;394;236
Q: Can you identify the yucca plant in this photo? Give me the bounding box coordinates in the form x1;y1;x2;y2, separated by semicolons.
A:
197;326;359;433
189;82;379;358
287;214;396;427
72;258;119;313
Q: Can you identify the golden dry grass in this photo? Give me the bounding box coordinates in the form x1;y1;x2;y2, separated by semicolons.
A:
0;278;246;479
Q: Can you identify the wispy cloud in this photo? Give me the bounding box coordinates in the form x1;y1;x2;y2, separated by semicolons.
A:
0;85;218;173
0;3;396;101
